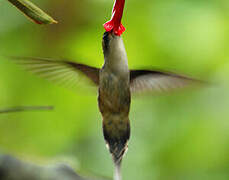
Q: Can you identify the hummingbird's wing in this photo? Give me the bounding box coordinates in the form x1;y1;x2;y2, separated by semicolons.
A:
130;69;204;94
10;57;100;88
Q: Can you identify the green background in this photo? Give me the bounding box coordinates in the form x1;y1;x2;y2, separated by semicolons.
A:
1;0;229;179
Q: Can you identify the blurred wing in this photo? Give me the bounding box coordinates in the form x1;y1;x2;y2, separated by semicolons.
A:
130;69;204;94
10;57;100;89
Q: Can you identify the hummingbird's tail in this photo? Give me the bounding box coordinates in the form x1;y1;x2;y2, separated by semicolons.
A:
103;122;130;165
108;141;128;165
102;117;130;180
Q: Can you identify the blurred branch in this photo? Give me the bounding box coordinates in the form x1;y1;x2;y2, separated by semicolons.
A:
0;106;54;114
0;154;107;180
7;0;58;24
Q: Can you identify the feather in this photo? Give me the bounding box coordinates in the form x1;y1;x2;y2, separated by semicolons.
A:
130;69;205;94
9;57;100;89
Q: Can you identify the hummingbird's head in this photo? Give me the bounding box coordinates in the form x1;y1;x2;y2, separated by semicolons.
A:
102;31;126;60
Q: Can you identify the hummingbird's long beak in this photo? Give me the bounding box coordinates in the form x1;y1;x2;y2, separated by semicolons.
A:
104;0;126;36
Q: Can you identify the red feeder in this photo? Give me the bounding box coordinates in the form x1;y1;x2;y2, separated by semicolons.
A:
103;0;126;36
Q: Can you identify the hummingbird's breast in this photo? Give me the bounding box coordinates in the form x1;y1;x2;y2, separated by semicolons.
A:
98;68;130;116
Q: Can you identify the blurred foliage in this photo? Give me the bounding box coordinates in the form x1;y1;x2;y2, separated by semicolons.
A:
0;0;229;180
7;0;57;24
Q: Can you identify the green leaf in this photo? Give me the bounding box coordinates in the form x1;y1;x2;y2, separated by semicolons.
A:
8;0;58;24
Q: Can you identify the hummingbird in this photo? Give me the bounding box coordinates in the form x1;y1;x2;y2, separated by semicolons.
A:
8;0;204;179
9;34;203;179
